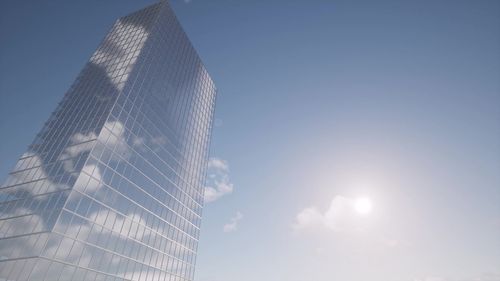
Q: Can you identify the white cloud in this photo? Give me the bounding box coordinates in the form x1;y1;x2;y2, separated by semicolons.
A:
59;120;129;173
104;121;130;159
294;207;324;229
149;135;168;153
223;211;243;233
293;195;371;233
71;132;97;143
8;155;68;194
151;135;167;146
37;208;175;281
132;136;146;147
90;19;149;91
59;131;98;172
208;158;229;172
81;164;103;193
204;158;234;203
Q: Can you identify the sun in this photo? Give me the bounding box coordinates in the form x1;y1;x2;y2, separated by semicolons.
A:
354;197;372;215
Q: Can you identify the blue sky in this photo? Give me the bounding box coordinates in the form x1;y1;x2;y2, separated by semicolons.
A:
1;0;499;280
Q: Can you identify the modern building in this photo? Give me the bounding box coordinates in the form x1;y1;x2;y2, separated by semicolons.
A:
0;2;216;281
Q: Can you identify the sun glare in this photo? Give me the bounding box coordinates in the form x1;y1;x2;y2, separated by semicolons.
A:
354;197;372;215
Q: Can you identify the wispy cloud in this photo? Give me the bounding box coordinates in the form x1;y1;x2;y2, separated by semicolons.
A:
214;118;223;127
204;157;234;203
223;211;243;233
293;195;371;233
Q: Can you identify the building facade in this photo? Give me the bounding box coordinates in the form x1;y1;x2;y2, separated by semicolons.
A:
0;2;216;281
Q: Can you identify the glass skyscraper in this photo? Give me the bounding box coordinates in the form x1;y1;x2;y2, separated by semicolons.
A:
0;2;216;281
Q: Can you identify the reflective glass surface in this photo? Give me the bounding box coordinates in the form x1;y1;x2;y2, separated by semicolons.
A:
0;2;216;281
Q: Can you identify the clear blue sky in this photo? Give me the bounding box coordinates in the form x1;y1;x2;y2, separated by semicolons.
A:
1;0;499;280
